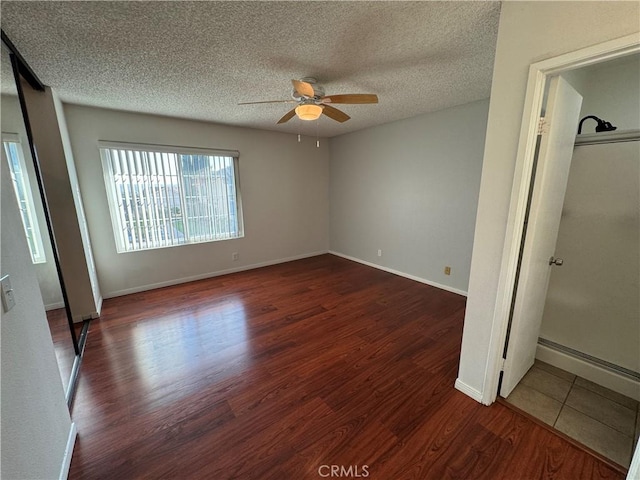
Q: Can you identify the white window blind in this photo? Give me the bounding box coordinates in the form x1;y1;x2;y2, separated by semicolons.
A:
99;142;243;253
2;133;46;264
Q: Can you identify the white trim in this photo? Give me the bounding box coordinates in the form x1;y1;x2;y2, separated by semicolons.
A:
481;65;547;405
45;301;65;311
531;33;640;75
58;422;77;480
99;144;243;253
483;33;640;406
628;441;640;480
2;135;47;264
536;344;640;402
1;132;20;143
44;301;100;321
94;294;103;317
455;379;483;403
102;251;328;299
44;299;102;318
575;129;640;146
71;311;101;323
328;251;467;297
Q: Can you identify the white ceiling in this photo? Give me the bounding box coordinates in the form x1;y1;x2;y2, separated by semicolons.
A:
1;1;501;138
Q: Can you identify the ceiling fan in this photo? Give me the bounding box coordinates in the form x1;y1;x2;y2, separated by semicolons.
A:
239;78;378;124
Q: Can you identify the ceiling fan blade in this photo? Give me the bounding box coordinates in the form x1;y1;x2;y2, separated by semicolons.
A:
321;94;378;104
238;100;296;105
292;79;315;98
322;105;350;123
277;108;297;124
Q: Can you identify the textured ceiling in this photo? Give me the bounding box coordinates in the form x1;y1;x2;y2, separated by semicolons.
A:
1;1;501;138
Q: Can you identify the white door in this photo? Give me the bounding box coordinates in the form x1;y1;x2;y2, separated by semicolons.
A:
500;75;583;397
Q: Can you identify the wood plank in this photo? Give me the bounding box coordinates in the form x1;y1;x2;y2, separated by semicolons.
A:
69;254;625;479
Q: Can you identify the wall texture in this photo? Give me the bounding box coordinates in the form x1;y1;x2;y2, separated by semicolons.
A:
63;105;330;297
1;152;73;479
458;1;640;401
329;99;489;294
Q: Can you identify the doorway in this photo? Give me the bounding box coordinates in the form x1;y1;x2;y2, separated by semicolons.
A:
487;35;640;469
504;132;639;468
502;56;640;398
485;32;639;402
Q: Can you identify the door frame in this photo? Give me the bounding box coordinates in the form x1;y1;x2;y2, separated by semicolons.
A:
483;32;640;406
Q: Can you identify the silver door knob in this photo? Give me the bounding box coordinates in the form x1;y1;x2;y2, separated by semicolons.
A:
549;256;564;266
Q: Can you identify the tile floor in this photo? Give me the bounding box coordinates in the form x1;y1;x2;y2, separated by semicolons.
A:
505;360;639;468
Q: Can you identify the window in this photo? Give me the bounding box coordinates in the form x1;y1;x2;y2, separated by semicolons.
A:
99;141;243;253
2;133;46;264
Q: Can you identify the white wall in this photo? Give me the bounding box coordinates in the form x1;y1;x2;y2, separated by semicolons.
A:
63;105;330;298
579;55;640;131
329;99;489;294
1;151;73;479
540;141;639;372
540;57;640;380
564;54;640;132
54;92;102;312
1;94;63;308
21;85;102;320
457;1;640;402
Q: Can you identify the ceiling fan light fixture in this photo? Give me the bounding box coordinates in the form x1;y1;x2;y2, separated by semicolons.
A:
295;104;323;121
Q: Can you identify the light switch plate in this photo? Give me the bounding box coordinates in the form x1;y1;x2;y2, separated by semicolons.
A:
1;275;16;312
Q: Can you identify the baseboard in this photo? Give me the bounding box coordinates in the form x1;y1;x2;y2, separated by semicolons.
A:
328;251;467;297
455;378;483;403
102;251;329;299
45;301;65;311
46;302;98;323
59;422;77;480
536;344;640;402
72;310;101;323
53;297;102;322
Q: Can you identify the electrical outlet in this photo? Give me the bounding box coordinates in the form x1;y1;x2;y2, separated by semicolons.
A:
444;266;451;275
232;252;239;261
377;249;382;257
1;275;16;312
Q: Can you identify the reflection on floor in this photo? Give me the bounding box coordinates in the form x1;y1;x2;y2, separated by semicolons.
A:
46;308;76;394
67;255;625;479
506;360;639;468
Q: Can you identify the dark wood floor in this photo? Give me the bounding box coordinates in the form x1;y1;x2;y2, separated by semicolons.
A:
47;307;82;393
69;254;624;479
